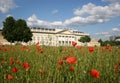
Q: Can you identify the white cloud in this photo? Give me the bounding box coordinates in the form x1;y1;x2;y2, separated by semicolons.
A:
112;24;120;31
95;32;109;35
101;0;120;3
94;24;120;40
0;0;16;13
27;14;48;27
112;28;119;31
27;14;63;28
52;9;58;14
27;2;120;28
74;3;96;16
67;2;120;27
50;21;62;26
6;14;12;17
95;27;120;36
74;2;120;18
64;15;106;26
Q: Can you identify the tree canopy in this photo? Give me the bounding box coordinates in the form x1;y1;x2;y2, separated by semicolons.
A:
78;35;91;43
2;16;32;43
2;16;16;42
98;38;120;46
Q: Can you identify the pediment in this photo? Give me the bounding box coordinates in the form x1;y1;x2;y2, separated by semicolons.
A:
57;30;73;35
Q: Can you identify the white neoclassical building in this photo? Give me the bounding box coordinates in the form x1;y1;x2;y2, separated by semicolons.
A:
0;27;90;46
30;27;89;46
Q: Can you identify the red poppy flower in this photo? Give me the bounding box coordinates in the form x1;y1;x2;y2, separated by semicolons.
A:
115;71;120;75
118;62;120;65
36;42;40;46
105;46;111;50
76;46;82;49
2;45;5;47
89;47;94;53
63;56;69;60
20;46;26;51
59;60;63;65
90;69;100;78
12;67;18;73
9;57;14;61
22;62;30;70
36;46;41;50
1;60;6;64
105;46;111;52
39;49;44;53
69;66;74;71
72;41;77;46
6;73;14;80
114;65;119;69
10;61;14;64
66;57;77;64
15;60;19;64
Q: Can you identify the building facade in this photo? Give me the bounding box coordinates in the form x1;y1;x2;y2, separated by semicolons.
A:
87;39;100;47
0;29;10;45
0;28;89;46
31;27;89;46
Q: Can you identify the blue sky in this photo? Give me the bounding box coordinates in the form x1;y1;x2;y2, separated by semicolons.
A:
0;0;120;40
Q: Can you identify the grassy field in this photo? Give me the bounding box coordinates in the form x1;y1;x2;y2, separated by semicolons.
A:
0;44;120;83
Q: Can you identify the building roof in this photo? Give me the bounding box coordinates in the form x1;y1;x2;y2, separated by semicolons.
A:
31;27;89;36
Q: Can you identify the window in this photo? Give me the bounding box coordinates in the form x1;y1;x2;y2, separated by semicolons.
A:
37;37;39;41
59;41;61;45
33;37;35;41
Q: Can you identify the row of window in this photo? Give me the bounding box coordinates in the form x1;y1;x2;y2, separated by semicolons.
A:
31;27;55;31
32;36;76;41
58;41;72;46
58;36;74;38
33;36;55;41
73;31;83;33
32;36;74;46
32;41;72;46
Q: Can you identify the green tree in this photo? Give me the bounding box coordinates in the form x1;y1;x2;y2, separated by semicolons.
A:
78;35;91;43
2;16;33;43
98;39;103;46
14;19;32;42
2;16;16;43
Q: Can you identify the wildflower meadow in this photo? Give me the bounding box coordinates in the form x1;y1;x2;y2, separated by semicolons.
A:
0;43;120;83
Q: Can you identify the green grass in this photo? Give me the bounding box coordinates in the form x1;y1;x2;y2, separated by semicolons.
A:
0;45;120;83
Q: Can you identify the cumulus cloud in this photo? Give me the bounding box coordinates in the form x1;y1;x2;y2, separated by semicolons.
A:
50;21;62;26
27;1;120;28
95;32;109;35
64;15;106;26
101;0;120;3
6;14;12;17
27;14;63;28
112;28;120;31
27;14;49;27
69;2;120;27
52;9;58;14
95;26;120;36
71;2;120;26
112;24;120;32
0;0;16;13
74;2;120;17
94;24;120;40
